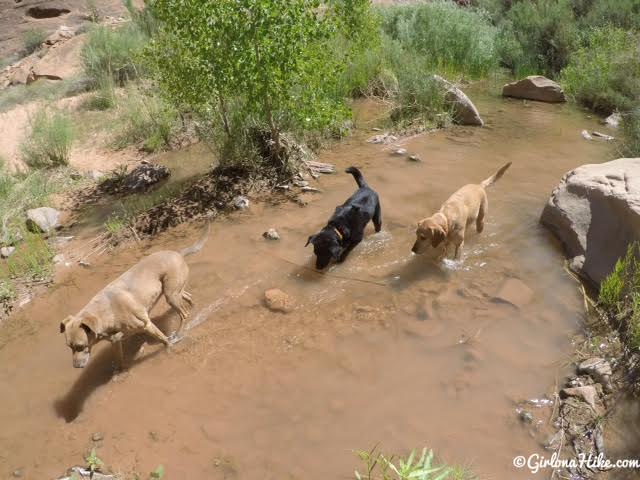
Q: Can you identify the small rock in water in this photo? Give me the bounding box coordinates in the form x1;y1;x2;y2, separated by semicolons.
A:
92;432;104;442
371;127;382;132
264;288;294;313
293;179;309;188
517;408;534;424
53;253;65;264
79;260;91;268
408;154;421;162
603;112;621;129
492;278;533;308
0;246;15;258
367;133;398;144
301;186;322;193
12;469;24;478
263;228;280;241
232;195;250;210
591;131;614;141
581;130;593;140
392;148;407;156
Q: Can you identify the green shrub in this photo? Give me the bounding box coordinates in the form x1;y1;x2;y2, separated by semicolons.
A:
22;28;47;55
20;108;74;169
3;233;54;281
561;27;640;114
82;76;116;110
82;24;147;85
621;108;640;158
502;0;578;77
599;256;627;311
576;0;640;31
379;1;500;78
110;86;178;152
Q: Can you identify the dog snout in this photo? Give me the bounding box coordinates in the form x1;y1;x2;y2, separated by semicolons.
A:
72;352;90;368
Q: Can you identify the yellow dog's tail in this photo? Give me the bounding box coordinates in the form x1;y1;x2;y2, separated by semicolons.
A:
179;217;211;257
481;162;512;188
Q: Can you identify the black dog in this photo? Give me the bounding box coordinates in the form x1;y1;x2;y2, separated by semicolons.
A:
306;166;381;269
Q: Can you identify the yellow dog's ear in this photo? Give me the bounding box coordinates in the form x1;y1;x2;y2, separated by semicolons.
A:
59;316;73;334
430;226;446;248
79;314;100;336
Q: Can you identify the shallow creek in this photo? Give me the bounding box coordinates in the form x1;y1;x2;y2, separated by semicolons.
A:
0;85;616;479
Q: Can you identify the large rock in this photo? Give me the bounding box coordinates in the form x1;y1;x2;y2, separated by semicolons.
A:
502;75;566;103
433;75;483;126
31;34;85;81
26;207;60;234
541;158;640;285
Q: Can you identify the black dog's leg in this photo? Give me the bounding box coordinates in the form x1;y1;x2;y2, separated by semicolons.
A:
373;201;382;232
338;236;363;263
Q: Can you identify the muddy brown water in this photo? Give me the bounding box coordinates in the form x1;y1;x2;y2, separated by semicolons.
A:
0;86;616;479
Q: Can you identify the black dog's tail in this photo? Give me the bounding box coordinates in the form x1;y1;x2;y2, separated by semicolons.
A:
346;166;368;188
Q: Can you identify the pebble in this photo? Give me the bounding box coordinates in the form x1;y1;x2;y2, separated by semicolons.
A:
12;469;23;478
0;246;15;258
262;229;280;241
92;432;104;442
264;288;294;313
232;195;250;210
581;129;593;140
408;154;421;162
53;253;65;264
392;148;407;156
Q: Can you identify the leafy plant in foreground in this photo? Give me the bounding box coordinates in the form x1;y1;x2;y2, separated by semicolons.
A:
354;446;460;480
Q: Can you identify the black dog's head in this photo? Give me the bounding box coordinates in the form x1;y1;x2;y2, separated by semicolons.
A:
306;229;341;269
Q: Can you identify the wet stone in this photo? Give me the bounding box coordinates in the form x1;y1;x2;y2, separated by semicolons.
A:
92;432;104;442
263;228;280;241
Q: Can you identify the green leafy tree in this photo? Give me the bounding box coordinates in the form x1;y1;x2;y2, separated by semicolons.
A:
146;0;349;163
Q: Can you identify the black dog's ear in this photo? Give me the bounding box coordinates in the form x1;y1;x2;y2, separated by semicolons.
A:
431;227;446;248
305;235;316;247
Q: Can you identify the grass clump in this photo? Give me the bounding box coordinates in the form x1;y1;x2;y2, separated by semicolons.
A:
110;86;179;152
81;24;147;85
82;76;116;111
598;243;640;351
379;2;500;78
621;108;640;158
22;28;47;55
561;27;640;114
354;446;474;480
20;108;74;169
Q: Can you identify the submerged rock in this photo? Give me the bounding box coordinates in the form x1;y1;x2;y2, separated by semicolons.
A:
540;158;640;285
264;288;293;313
492;278;533;308
263;228;280;240
26;207;60;234
433;75;484;126
502;75;566;103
